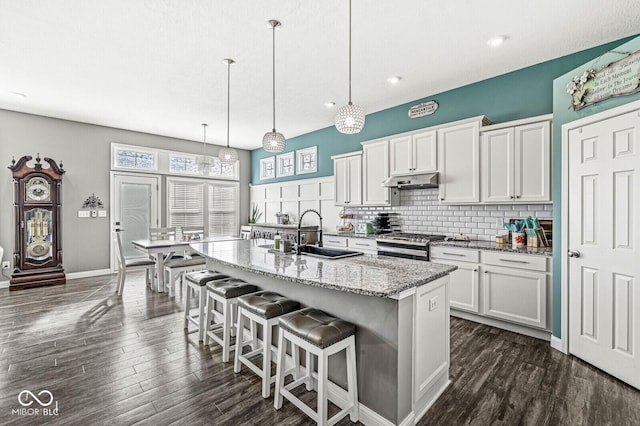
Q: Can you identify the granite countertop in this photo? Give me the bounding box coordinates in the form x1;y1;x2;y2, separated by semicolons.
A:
431;240;553;256
190;239;456;298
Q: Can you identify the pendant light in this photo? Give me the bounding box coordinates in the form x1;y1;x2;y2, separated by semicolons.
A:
218;58;238;164
262;19;286;153
195;123;212;175
335;0;365;134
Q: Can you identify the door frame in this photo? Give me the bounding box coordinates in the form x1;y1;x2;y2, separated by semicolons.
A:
109;171;162;272
560;98;640;354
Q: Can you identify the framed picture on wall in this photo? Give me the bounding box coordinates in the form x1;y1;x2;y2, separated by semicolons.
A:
276;152;294;177
259;156;275;180
296;146;317;175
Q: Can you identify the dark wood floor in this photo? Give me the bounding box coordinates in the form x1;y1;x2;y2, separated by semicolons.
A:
0;272;638;425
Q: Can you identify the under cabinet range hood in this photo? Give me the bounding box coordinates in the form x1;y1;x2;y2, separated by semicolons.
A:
382;172;439;189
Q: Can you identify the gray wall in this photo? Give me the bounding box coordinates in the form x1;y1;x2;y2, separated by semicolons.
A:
0;109;250;275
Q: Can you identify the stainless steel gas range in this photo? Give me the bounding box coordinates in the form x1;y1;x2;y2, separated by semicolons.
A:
376;233;446;261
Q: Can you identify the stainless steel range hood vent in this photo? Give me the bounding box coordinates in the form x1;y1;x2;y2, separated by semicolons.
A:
381;172;439;189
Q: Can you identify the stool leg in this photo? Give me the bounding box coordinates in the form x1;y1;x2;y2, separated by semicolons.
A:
234;307;245;373
198;287;206;342
274;330;286;410
305;349;313;391
292;341;300;381
203;293;212;346
317;351;329;425
184;283;191;329
262;322;273;398
346;336;359;422
222;299;232;363
250;320;258;351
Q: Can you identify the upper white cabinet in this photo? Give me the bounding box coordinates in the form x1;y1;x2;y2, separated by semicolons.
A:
481;116;551;203
389;129;437;175
333;152;362;206
361;139;399;206
437;118;483;203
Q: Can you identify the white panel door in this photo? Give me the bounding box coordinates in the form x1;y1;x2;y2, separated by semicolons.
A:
515;121;551;202
568;109;640;390
437;120;480;203
481;128;514;202
413;130;437;173
362;139;390;205
389;135;413;175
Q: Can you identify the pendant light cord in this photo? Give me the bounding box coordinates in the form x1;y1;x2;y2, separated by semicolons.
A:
202;123;207;156
272;23;277;132
348;0;352;104
226;61;231;149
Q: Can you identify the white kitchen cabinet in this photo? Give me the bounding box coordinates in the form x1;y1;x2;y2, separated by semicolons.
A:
430;247;480;313
389;129;437;176
347;237;377;254
481;117;551;203
323;235;348;248
482;266;548;329
361;139;400;206
437;118;482;203
332;152;362;206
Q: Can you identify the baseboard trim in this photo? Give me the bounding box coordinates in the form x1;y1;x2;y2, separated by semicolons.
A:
550;335;566;353
0;269;113;289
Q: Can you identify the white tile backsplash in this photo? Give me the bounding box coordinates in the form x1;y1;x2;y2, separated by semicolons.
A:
347;188;552;241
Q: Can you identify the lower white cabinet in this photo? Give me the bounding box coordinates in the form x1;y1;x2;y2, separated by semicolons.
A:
431;246;551;332
324;236;377;254
482;266;547;329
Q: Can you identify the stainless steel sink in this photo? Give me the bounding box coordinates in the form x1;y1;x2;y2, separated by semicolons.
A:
297;245;364;259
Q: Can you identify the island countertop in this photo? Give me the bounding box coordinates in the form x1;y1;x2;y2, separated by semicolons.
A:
190;239;456;298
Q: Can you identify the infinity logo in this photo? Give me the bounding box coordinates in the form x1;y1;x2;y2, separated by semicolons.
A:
17;390;54;407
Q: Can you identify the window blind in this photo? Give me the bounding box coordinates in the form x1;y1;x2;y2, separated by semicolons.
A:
208;183;238;237
168;179;204;231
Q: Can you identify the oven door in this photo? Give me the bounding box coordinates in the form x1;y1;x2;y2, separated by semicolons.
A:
377;242;429;260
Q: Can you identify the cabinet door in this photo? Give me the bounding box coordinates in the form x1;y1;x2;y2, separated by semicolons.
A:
482;267;548;329
346;155;362;205
389;135;413;175
413;130;437;173
437;120;480;203
448;263;480;313
514;121;551;202
481;128;514;202
363;140;391;205
334;157;348;206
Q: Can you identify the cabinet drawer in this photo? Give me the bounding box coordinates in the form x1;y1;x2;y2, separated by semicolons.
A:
430;247;480;263
323;236;348;248
482;251;548;272
348;238;377;252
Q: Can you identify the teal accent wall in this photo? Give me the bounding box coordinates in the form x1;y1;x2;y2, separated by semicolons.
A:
252;36;636;185
551;35;640;338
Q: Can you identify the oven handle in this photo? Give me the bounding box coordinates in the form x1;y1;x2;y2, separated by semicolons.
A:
377;246;428;257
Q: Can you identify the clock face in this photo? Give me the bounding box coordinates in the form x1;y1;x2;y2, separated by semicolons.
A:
25;177;51;202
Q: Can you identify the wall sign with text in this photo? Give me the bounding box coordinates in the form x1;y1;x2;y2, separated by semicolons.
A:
408;101;439;118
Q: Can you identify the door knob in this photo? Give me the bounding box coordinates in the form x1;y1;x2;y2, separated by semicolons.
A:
567;250;581;258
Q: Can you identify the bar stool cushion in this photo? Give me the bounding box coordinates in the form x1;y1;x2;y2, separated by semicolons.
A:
185;270;229;286
279;307;356;349
238;291;300;319
164;256;206;268
207;279;258;299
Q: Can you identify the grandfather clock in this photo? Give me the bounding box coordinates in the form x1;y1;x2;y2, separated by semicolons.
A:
9;155;66;290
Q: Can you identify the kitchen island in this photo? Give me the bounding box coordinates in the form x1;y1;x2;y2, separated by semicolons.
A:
190;239;457;425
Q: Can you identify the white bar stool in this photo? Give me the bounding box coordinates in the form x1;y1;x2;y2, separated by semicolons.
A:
183;270;230;341
234;291;300;398
274;307;358;425
203;278;258;362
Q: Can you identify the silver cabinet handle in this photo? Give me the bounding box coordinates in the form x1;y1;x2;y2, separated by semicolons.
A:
499;258;529;264
443;252;465;256
510;195;514;199
484;270;488;274
473;269;478;272
567;250;581;258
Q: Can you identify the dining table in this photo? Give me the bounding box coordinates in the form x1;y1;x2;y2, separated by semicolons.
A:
131;236;240;293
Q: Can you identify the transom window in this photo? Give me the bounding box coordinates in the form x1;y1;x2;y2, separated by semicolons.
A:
114;148;157;170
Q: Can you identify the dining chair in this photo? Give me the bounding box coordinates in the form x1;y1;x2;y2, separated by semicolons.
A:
149;227;177;241
113;231;155;296
181;225;205;241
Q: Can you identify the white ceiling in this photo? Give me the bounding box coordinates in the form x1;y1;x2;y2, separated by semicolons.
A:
0;0;638;150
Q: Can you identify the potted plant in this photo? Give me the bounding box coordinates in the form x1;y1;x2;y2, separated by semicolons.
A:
248;204;262;224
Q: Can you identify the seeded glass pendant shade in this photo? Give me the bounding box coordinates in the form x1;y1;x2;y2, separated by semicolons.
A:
219;58;238;164
262;19;286;153
196;123;213;175
335;0;365;134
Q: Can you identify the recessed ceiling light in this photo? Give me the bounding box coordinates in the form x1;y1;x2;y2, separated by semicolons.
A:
11;92;27;99
387;76;402;85
324;101;336;108
487;35;507;47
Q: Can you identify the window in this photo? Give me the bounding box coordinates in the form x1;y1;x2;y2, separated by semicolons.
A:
167;178;239;238
114;148;157;170
277;152;294;177
296;146;317;174
260;156;275;180
169;155;198;174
